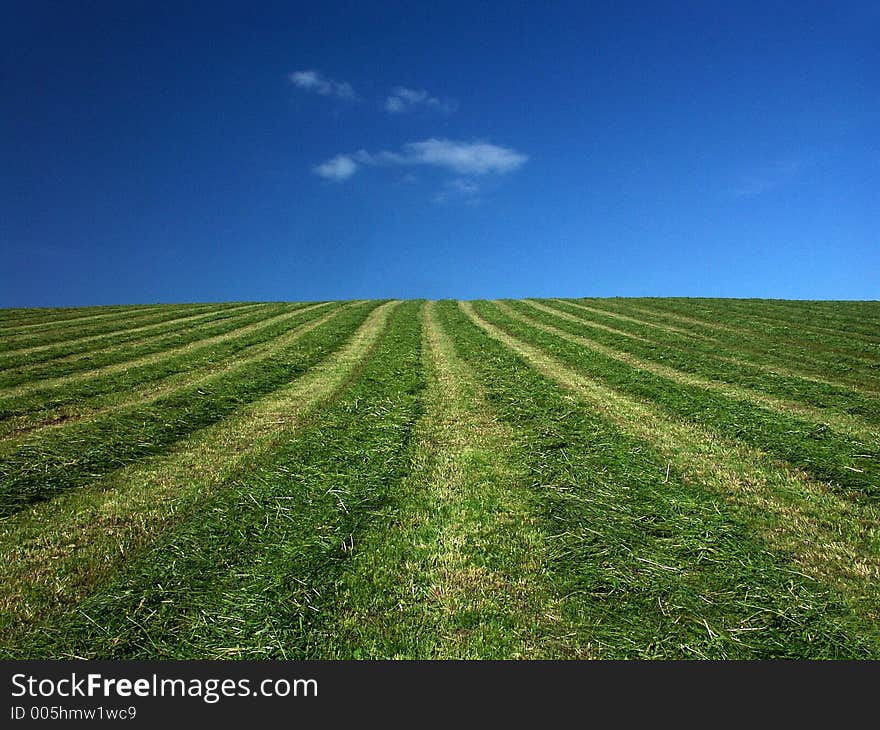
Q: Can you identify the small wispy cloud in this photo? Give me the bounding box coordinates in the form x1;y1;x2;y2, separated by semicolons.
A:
313;154;358;181
347;139;527;176
733;159;804;198
289;70;356;100
385;87;457;114
314;139;526;202
405;139;526;175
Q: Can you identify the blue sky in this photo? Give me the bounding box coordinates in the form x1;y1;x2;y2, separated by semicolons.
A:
2;1;878;306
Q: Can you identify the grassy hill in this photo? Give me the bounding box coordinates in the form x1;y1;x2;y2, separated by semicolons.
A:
1;298;878;658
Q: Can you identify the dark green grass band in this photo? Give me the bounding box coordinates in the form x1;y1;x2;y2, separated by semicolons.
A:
473;301;880;503
0;303;289;383
0;303;379;518
518;300;880;425
0;303;338;427
8;301;425;659
666;297;880;336
437;301;879;658
545;297;880;391
569;298;880;388
0;304;165;331
624;298;880;351
0;303;234;353
0;302;270;375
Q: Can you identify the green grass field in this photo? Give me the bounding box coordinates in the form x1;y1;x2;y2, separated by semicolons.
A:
0;298;878;658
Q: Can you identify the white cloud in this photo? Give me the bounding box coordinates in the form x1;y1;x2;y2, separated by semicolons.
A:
403;139;526;175
351;139;526;175
289;70;356;100
314;139;527;187
313;154;358;181
385;87;457;114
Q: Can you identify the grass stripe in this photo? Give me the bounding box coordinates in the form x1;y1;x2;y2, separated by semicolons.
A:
0;308;145;332
0;304;164;333
0;302;315;395
604;299;880;393
474;301;879;503
621;298;880;359
466;308;880;596
553;299;719;342
639;298;880;354
633;297;880;336
558;298;875;393
0;303;229;352
536;304;656;344
0;304;341;444
545;299;880;394
556;298;877;389
684;298;880;339
509;300;880;441
311;302;576;658
5;301;423;659
454;301;879;657
0;304;136;320
0;302;378;517
0;304;295;387
616;300;745;334
0;302;399;645
0;302;265;366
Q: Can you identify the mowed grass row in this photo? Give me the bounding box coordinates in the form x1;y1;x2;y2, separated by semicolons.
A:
621;298;880;353
8;301;425;659
311;303;575;658
0;301;268;372
1;297;877;659
568;298;880;393
0;304;164;331
0;302;234;353
666;297;880;339
0;303;301;386
471;301;879;503
0;302;380;517
0;303;398;644
569;297;880;384
589;296;880;347
0;302;341;438
508;302;880;439
528;300;880;400
448;302;878;657
0;305;133;326
0;304;205;346
546;298;880;392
